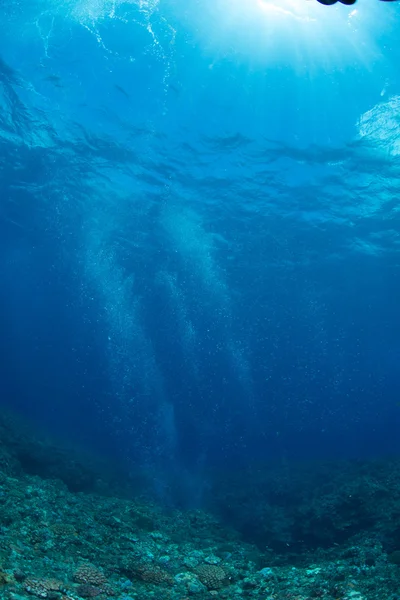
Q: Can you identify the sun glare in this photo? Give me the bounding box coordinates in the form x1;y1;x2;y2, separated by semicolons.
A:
239;0;357;26
174;0;390;71
204;0;378;68
257;0;311;20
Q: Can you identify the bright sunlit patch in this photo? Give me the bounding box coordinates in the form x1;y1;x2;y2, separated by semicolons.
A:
221;0;359;46
257;0;318;20
186;0;387;70
233;0;355;22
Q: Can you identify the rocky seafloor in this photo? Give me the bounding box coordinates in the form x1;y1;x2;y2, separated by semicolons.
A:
0;414;400;600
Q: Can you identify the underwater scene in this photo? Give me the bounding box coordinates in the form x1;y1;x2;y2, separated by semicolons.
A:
1;0;400;598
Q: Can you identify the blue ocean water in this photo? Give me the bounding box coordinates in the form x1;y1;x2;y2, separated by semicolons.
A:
1;0;400;502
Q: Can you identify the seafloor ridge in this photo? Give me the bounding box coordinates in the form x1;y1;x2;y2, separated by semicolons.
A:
0;413;400;600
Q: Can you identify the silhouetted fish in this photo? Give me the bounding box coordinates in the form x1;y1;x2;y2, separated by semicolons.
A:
114;84;130;100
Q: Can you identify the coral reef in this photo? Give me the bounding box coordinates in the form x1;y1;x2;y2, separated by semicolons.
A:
0;411;400;600
195;564;228;589
205;460;400;553
0;412;128;494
